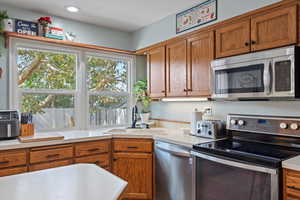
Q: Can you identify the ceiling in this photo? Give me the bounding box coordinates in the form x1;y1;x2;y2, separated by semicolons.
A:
1;0;206;32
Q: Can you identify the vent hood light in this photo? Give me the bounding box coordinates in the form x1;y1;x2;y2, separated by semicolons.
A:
65;6;80;13
161;98;210;102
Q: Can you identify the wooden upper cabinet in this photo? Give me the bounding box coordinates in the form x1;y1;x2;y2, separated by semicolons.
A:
251;5;297;51
147;47;166;98
216;20;251;58
166;40;187;97
113;153;152;200
187;31;214;97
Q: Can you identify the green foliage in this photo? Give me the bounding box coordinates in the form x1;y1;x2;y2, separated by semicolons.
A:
133;80;151;113
0;10;9;31
17;48;129;115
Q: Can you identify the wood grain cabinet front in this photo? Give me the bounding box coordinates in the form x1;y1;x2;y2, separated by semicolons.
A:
113;139;153;153
29;145;73;164
113;139;153;200
187;31;214;97
284;169;300;199
74;140;110;157
75;154;110;169
251;5;297;51
113;152;153;200
166;40;188;97
147;46;166;98
0;166;27;177
216;20;251;58
29;159;73;171
0;149;27;169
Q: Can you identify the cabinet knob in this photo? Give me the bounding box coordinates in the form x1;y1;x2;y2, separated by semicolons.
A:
184;89;188;92
245;42;249;46
251;41;256;45
161;90;165;93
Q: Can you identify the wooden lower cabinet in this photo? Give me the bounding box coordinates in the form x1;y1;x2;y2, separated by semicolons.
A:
29;159;73;171
284;169;300;200
75;154;110;169
0;166;27;177
113;152;153;200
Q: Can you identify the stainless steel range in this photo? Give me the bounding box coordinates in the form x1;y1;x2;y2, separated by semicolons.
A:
192;114;300;200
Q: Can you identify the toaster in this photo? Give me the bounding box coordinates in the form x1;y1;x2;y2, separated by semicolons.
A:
0;110;20;139
196;120;226;139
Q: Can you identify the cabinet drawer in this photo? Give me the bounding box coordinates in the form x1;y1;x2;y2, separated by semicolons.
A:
75;140;109;157
0;166;27;177
113;139;153;153
75;154;109;168
0;150;27;169
29;159;73;171
30;145;73;164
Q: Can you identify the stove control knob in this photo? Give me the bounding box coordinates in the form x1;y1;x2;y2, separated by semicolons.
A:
230;120;237;125
238;120;245;126
280;122;288;129
290;123;299;130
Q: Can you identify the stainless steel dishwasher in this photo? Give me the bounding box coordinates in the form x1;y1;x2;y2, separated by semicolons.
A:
155;140;193;200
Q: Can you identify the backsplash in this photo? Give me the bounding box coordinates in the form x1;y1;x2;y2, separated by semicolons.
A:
150;101;300;122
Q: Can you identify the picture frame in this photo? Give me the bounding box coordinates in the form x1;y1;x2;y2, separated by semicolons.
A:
176;0;217;34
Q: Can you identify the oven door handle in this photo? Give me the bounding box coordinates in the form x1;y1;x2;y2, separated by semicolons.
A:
191;151;278;174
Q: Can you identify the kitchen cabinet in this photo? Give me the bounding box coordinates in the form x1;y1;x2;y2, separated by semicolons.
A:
29;159;73;171
283;169;300;200
187;31;214;97
251;6;297;51
216;5;297;58
216;20;251;58
0;149;27;177
166;40;187;97
147;46;166;98
112;139;153;200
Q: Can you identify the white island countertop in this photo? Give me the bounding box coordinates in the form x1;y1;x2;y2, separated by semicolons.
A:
282;155;300;171
0;164;127;200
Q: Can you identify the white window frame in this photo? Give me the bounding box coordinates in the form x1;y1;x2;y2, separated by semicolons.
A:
9;38;136;132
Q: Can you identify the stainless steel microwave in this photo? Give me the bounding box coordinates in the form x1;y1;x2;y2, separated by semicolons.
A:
211;46;300;100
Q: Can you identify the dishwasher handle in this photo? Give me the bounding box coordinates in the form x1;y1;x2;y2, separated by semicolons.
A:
155;142;191;158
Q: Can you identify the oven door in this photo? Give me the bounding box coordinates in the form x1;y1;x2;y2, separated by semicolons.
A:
212;59;272;99
191;151;279;200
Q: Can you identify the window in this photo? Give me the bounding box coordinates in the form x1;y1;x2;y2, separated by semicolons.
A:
10;39;134;131
87;56;130;128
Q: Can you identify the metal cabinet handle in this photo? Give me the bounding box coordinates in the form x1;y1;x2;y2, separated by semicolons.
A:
288;185;300;191
0;160;9;165
245;42;250;46
88;148;100;152
161;90;166;93
251;40;256;45
183;89;188;92
46;154;60;159
112;158;118;162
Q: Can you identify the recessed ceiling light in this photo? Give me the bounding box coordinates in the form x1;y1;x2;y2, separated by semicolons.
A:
65;6;80;13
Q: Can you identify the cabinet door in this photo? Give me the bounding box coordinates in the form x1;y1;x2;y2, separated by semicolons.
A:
251;6;297;51
166;40;187;97
187;32;214;97
147;47;166;98
112;153;152;200
216;20;251;58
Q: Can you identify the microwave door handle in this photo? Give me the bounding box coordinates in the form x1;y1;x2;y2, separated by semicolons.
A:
264;61;272;95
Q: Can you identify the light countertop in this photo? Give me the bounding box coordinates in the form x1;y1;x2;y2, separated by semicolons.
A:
282;155;300;171
0;128;215;151
0;164;127;200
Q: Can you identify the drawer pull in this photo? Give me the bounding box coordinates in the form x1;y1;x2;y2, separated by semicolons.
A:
288;185;300;191
127;146;138;149
88;148;100;152
46;154;60;159
0;160;9;165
